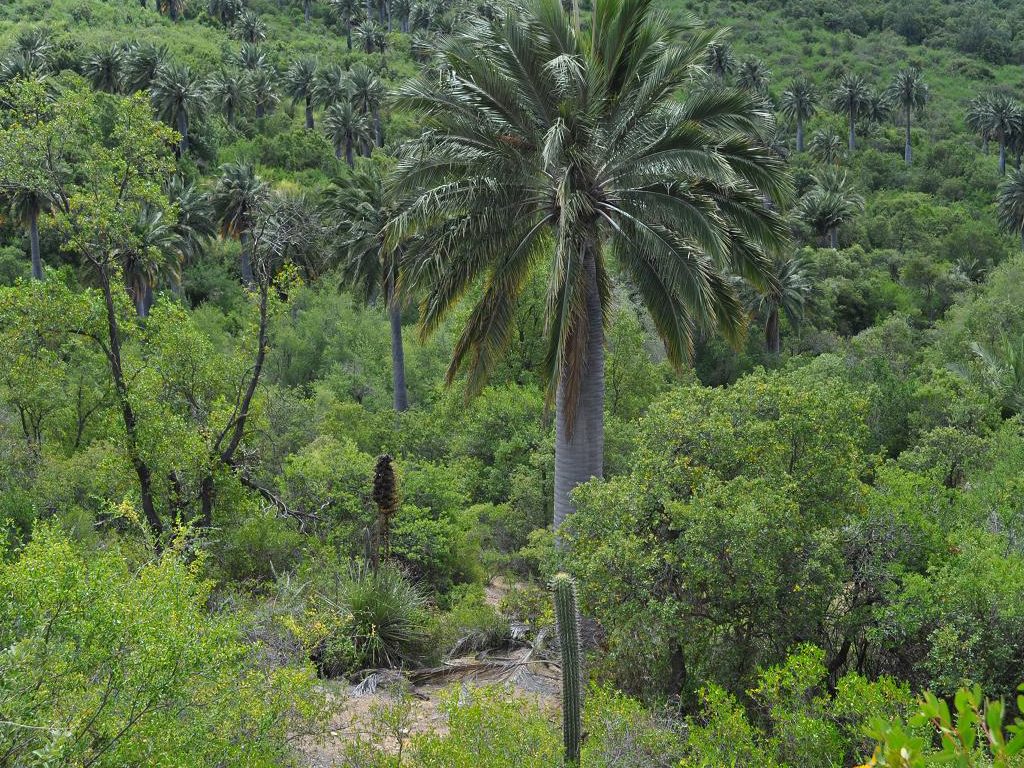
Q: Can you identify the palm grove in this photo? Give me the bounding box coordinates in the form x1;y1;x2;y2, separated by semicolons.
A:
5;0;1024;765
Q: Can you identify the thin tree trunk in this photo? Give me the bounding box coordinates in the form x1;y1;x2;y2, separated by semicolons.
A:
29;208;42;281
305;96;314;130
239;230;254;287
374;108;383;147
304;0;311;21
830;226;839;249
553;246;604;531
796;120;804;153
848;115;856;151
1000;139;1007;175
346;23;353;50
904;107;912;165
345;138;354;167
387;276;408;412
177;109;189;155
765;307;780;354
256;101;265;119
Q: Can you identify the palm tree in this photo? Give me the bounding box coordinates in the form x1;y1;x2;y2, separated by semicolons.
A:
315;63;352;109
160;0;186;21
208;0;242;25
355;21;387;54
251;69;279;119
284;57;319;129
150;63;208;155
780;76;817;152
350;62;385;148
750;256;808;354
886;67;928;165
832;73;871;151
809;128;844;165
967;94;993;153
209;69;252;126
392;0;790;528
967;334;1024;417
392;0;412;32
326;166;409;411
863;89;893;129
6;188;53;280
704;41;735;82
118;206;182;317
736;58;771;94
997;169;1024;249
210;162;270;286
324;101;371;165
167;177;216;269
330;0;364;49
796;168;864;248
238;43;267;72
0;52;48;85
13;28;53;70
84;45;125;93
123;42;168;93
233;9;268;43
981;93;1022;175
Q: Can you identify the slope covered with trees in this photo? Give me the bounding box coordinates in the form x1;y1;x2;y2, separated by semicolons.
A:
3;0;1024;765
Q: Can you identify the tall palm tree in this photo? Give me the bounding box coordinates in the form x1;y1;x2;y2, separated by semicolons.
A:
809;128;844;165
84;44;125;93
392;0;790;528
350;62;385;148
330;0;364;49
355;21;387;54
862;89;893;129
997;168;1024;249
324;101;372;165
392;0;412;32
750;256;808;354
704;41;735;82
982;93;1023;175
167;177;216;269
150;63;208;155
208;0;243;25
796;167;864;248
832;73;871;151
160;0;186;21
122;42;168;93
210;162;270;286
967;94;993;154
233;9;268;43
6;188;53;280
251;69;279;119
326;166;410;411
284;57;319;130
209;69;252;126
886;67;928;165
780;76;817;152
118;206;182;317
315;63;352;109
736;57;771;95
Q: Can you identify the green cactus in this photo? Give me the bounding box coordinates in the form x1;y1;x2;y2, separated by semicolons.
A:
371;454;398;571
552;572;583;767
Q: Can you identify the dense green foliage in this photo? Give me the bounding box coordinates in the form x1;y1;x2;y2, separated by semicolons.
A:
3;0;1024;763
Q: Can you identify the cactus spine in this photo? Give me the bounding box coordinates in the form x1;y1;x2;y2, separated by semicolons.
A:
552;572;583;767
371;454;398;571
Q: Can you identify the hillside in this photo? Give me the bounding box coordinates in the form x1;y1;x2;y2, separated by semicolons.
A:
3;0;1024;766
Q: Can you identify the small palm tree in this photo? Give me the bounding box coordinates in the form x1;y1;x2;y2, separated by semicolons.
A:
886;67;928;165
167;176;216;269
209;70;252;126
997;168;1024;249
122;41;168;93
780;76;817;152
968;334;1024;417
0;52;48;85
326;165;409;411
736;58;771;94
350;62;385;148
210;161;270;286
985;93;1023;175
750;256;809;354
284;57;319;130
159;0;186;21
330;0;364;49
13;28;53;71
233;9;268;43
355;21;387;55
392;0;790;527
6;188;54;280
238;42;267;72
315;63;352;109
704;41;735;82
324;102;372;165
150;62;208;155
796;168;864;248
84;44;125;93
208;0;243;25
809;128;844;165
863;89;892;128
832;73;871;151
967;94;993;153
118;206;182;317
250;69;279;119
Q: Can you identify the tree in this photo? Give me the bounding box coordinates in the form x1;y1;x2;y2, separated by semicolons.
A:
326;165;410;411
160;0;186;21
330;0;364;49
704;41;735;81
796;168;864;248
979;93;1022;175
832;73;871;151
809;128;844;165
251;69;279;119
83;44;125;94
355;21;387;55
886;67;928;165
6;187;53;280
284;57;319;130
324;101;371;165
392;0;790;528
314;62;352;109
210;161;270;286
166;176;215;282
233;9;268;43
209;69;253;126
780;76;817;153
238;42;268;72
117;206;182;317
208;0;243;25
350;62;385;148
750;256;809;354
150;62;208;155
122;41;169;93
967;93;993;153
997;168;1024;248
736;57;771;94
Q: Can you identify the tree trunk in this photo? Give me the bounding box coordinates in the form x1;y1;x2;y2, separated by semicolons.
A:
796;119;804;153
304;0;311;21
29;207;43;281
305;96;314;130
374;108;383;148
848;115;856;151
765;307;780;354
830;226;839;249
345;138;354;167
1000;139;1007;175
904;108;912;165
239;230;255;287
553;246;604;531
176;109;189;155
388;276;409;412
256;101;265;119
346;23;353;50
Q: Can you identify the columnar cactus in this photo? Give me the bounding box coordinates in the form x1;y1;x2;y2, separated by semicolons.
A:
552;572;583;767
372;454;398;570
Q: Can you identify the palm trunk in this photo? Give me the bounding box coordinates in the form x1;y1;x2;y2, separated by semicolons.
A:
239;230;255;287
1000;139;1007;175
305;96;314;130
848;115;856;151
176;109;189;155
304;0;311;21
796;119;804;153
29;208;42;281
553;246;604;531
345;138;354;167
830;226;838;249
765;307;780;354
387;276;408;412
346;23;353;50
374;108;383;147
904;108;912;165
256;101;265;119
